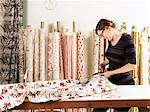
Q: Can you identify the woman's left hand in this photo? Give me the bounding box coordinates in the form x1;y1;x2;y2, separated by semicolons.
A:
101;71;112;78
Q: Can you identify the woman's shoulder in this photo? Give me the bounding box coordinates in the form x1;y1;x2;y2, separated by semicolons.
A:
121;33;134;46
121;33;132;39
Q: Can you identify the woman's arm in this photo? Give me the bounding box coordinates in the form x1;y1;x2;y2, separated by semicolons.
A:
99;58;109;72
101;63;135;78
103;57;109;66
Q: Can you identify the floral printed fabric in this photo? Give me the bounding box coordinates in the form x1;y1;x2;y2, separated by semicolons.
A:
0;74;117;111
0;83;27;111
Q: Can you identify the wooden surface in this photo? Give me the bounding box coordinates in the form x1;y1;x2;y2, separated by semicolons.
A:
13;85;150;109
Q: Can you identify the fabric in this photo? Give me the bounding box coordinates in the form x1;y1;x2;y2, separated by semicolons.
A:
77;32;85;79
106;33;136;85
92;33;99;74
0;74;117;111
34;29;40;81
61;32;73;79
59;33;64;80
0;83;27;111
0;0;23;84
27;74;116;102
98;35;105;72
39;28;46;81
131;29;140;85
51;32;60;80
26;26;34;82
47;33;53;80
72;32;77;80
140;31;149;84
19;29;25;83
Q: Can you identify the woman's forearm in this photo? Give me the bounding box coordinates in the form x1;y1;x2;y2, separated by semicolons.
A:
111;63;135;75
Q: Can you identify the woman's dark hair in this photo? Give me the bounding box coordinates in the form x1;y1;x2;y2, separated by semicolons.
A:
95;19;115;35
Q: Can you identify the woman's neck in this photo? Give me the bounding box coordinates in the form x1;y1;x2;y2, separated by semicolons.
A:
111;31;123;46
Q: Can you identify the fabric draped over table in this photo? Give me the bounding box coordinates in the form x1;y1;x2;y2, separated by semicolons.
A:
0;74;117;111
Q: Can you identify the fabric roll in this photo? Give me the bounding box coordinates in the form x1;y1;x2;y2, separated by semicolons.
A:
47;33;53;80
61;31;73;79
131;27;140;84
59;33;64;80
26;26;34;82
19;29;25;83
34;29;40;81
52;32;60;80
72;32;77;80
99;36;105;71
140;31;149;85
77;32;85;79
39;28;46;81
92;33;99;74
67;32;73;80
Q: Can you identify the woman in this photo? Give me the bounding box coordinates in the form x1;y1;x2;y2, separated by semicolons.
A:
93;19;136;112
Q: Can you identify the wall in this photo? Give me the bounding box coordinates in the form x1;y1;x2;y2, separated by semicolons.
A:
26;0;150;33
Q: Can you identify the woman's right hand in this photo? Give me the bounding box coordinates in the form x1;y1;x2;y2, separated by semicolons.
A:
99;63;105;73
99;58;109;73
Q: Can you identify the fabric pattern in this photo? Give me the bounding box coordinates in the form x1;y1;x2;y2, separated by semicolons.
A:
34;29;40;81
0;74;117;111
51;32;60;80
19;29;26;83
140;31;149;84
77;32;85;79
0;0;23;84
26;26;34;82
61;32;73;79
39;28;46;81
72;32;77;80
47;33;53;80
0;83;27;111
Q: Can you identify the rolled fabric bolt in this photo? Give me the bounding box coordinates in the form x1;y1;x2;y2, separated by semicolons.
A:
24;69;29;82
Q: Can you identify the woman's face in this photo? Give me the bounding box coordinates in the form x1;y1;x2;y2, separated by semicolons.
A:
97;28;113;41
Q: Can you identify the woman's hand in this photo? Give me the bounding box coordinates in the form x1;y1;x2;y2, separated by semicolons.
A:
99;63;105;72
101;71;112;78
99;58;109;72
